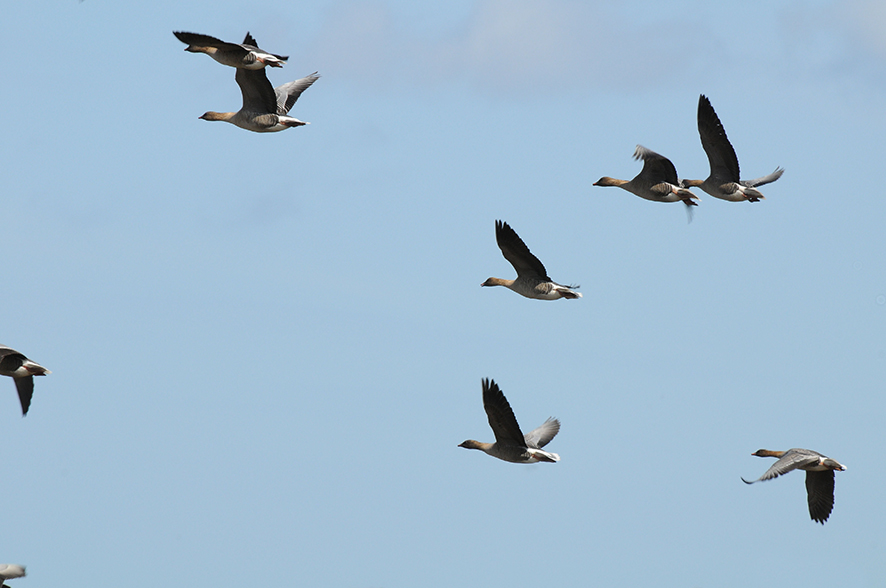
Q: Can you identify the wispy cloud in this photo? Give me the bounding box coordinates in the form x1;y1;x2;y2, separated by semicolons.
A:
306;0;886;97
310;0;718;95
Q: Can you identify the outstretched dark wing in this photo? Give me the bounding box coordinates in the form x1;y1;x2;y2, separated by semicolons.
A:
633;145;680;185
173;31;243;52
481;378;525;447
235;68;278;114
697;94;741;182
805;470;836;524
14;376;34;416
494;220;550;280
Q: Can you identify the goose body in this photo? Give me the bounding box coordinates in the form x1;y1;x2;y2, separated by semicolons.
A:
0;346;49;416
481;220;581;300
174;31;288;69
459;378;560;464
683;95;783;202
742;448;846;524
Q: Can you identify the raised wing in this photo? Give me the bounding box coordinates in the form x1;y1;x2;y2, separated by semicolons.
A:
494;220;549;280
481;378;525;447
634;145;680;185
742;167;784;188
524;417;560;449
235;68;277;114
275;73;320;114
697;94;740;182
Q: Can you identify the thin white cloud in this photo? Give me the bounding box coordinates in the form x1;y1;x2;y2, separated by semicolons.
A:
307;0;886;97
309;0;719;95
841;0;886;57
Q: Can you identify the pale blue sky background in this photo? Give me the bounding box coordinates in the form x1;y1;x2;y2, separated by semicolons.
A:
2;1;885;586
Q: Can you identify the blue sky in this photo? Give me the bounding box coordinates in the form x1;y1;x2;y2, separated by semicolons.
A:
2;1;885;586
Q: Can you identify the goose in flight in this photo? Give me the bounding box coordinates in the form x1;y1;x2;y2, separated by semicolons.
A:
459;378;560;464
593;145;699;208
742;448;846;524
174;31;288;69
199;68;320;132
481;220;581;300
682;94;783;202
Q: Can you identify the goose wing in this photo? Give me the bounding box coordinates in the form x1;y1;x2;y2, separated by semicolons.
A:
242;33;289;62
742;167;784;188
805;470;835;523
481;378;526;446
274;73;320;114
0;346;25;373
523;417;560;449
13;376;34;415
173;31;244;52
697;94;740;182
633;145;680;186
235;68;277;114
494;220;550;280
742;449;821;483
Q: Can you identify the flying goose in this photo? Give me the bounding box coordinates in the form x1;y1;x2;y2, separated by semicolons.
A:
0;346;49;416
459;378;560;463
683;94;784;202
481;220;581;300
199;68;320;132
174;31;288;69
742;448;846;524
594;145;698;208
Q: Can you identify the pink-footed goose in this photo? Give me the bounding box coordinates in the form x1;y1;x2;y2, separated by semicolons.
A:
459;378;560;464
0;346;49;416
199;68;320;133
683;95;784;202
742;448;846;524
174;31;288;69
481;220;581;300
594;145;698;208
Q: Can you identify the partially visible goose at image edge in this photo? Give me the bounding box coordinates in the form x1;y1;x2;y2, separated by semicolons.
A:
742;448;846;524
199;68;320;133
481;220;581;300
0;346;50;416
593;145;699;209
0;564;25;587
173;31;288;69
683;94;784;202
459;378;560;464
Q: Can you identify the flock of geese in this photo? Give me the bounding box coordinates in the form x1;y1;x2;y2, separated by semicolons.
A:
173;31;320;132
437;44;843;525
0;27;847;585
593;94;784;211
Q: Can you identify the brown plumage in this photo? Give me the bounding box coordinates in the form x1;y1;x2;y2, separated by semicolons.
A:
199;68;320;133
594;145;698;208
742;448;846;524
459;378;560;464
174;31;288;69
683;94;783;202
481;220;581;300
